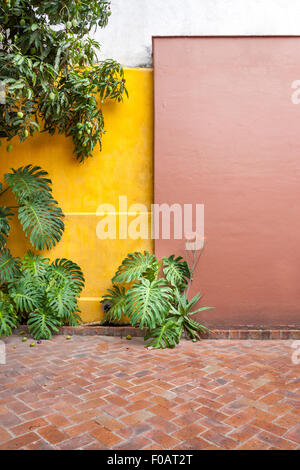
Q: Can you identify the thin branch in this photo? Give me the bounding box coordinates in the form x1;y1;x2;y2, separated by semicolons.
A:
185;242;206;299
0;186;9;198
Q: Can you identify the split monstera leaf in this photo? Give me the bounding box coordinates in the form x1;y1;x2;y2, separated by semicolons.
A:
102;251;214;349
0;164;84;340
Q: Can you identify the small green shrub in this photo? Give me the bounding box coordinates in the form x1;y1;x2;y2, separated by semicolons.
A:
101;251;214;349
0;251;84;340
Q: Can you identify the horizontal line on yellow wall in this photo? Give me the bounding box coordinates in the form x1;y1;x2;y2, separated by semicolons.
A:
124;67;153;71
79;297;102;301
64;212;151;216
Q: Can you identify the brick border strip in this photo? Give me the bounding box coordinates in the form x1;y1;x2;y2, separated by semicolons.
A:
59;326;300;339
206;329;300;340
15;326;300;339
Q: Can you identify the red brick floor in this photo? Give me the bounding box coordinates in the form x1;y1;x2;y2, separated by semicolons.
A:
0;335;299;450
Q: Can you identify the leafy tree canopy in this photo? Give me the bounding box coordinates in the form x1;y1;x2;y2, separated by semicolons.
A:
0;0;127;161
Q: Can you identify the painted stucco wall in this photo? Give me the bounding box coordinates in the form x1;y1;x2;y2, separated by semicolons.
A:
0;68;153;323
154;36;300;329
96;0;300;67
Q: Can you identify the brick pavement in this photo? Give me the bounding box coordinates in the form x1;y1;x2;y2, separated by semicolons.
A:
0;335;299;450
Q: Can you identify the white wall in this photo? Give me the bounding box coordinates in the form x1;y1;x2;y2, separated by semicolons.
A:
95;0;300;67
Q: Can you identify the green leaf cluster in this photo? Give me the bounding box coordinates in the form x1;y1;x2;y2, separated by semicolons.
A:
0;163;85;339
0;164;64;287
0;0;127;161
2;250;84;339
102;251;214;349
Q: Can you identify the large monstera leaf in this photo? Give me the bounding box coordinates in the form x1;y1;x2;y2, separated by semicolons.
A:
163;255;191;290
0;207;13;248
46;258;85;293
0;164;85;339
7;255;84;338
61;310;82;327
18;193;64;250
112;251;158;284
126;278;172;330
0;297;18;337
5;165;53;201
101;285;127;323
28;310;61;340
45;258;84;323
8;275;44;313
46;282;79;319
0;248;20;284
4;165;64;251
144;319;181;349
21;251;50;278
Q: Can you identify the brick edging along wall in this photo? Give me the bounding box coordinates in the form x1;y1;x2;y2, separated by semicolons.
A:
59;326;300;340
15;326;300;339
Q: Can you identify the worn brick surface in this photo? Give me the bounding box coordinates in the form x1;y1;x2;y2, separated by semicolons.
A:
0;335;299;450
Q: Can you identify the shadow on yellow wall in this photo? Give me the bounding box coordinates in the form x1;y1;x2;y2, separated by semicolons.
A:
0;68;153;322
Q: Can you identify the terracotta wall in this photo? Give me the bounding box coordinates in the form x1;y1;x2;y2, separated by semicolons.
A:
154;37;300;329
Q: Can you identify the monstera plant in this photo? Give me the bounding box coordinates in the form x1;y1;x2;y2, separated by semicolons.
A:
0;164;84;339
101;252;213;349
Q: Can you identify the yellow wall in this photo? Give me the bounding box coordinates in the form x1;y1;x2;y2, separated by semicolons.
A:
0;68;153;322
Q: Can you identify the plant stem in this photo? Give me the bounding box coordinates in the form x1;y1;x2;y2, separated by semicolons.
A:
185;244;205;299
0;186;9;198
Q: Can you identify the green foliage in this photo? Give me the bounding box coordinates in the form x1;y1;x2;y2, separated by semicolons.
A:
3;251;85;339
8;274;42;312
46;282;78;318
5;165;65;251
144;319;181;349
1;165;64;259
102;251;213;349
162;255;190;291
0;164;85;340
0;206;13;248
0;292;18;336
4;165;52;200
101;285;127;323
0;248;20;283
27;309;61;340
0;165;64;287
21;251;49;277
126;278;172;330
18;193;64;250
169;291;213;341
0;0;127;162
112;251;158;284
47;258;85;293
